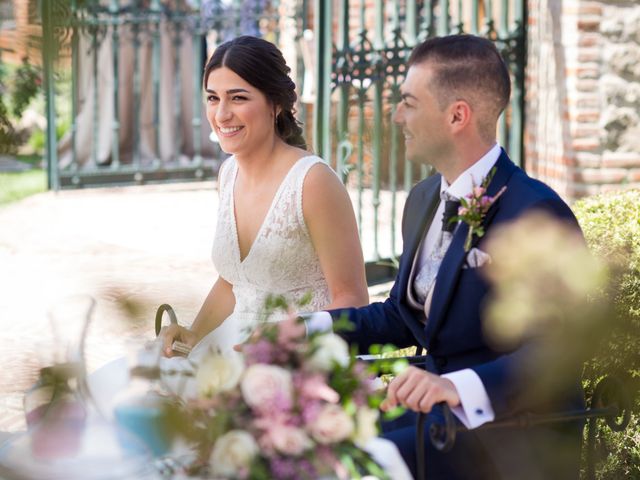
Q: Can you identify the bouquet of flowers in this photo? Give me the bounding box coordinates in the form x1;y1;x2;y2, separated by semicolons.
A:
170;298;389;480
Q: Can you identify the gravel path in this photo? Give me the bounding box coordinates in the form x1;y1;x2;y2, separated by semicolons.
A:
0;181;399;433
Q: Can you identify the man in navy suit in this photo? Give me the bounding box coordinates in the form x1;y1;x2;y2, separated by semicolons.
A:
307;35;584;479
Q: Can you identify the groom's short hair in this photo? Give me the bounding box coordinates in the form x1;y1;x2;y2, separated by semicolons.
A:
409;35;511;142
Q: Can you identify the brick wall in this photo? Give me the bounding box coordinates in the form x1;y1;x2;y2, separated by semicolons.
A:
526;0;640;202
0;0;44;65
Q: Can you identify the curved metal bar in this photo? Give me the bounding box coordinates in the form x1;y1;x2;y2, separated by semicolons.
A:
416;404;456;479
155;303;178;336
591;376;632;432
429;404;457;453
416;412;426;480
421;374;631;480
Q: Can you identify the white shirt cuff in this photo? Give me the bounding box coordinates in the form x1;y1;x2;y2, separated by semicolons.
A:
300;311;333;335
442;368;495;429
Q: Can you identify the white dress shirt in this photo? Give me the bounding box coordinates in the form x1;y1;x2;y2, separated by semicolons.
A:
307;144;502;429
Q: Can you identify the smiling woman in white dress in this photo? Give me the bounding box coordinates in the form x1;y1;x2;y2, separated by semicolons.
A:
160;36;368;360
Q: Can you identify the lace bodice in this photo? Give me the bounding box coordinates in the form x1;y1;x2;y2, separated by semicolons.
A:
210;155;331;340
159;155;332;389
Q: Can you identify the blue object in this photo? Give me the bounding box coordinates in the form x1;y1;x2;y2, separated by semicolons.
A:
114;403;171;457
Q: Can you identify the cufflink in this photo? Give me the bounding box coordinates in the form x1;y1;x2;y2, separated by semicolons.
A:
475;408;484;415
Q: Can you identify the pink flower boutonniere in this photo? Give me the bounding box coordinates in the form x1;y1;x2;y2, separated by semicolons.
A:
452;167;507;252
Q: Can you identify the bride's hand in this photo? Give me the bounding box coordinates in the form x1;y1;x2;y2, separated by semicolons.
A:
159;324;197;358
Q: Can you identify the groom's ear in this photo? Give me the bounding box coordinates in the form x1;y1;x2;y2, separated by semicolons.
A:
448;100;472;133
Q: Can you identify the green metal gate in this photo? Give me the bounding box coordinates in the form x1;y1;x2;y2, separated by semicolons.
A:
40;0;303;189
39;0;526;265
312;0;526;263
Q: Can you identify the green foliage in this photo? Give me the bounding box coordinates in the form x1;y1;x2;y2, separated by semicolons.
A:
0;97;21;154
574;190;640;378
0;169;46;207
0;65;20;154
591;415;640;479
0;59;43;154
10;59;42;118
573;189;640;479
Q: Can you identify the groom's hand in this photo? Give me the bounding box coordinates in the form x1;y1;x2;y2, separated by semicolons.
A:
381;366;461;413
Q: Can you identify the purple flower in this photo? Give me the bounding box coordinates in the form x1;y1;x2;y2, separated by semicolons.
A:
270;457;298;479
480;195;493;208
243;339;274;364
301;399;323;424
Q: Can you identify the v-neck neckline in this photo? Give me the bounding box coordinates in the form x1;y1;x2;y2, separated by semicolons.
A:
230;155;314;264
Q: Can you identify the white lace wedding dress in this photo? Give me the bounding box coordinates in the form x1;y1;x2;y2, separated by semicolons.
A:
190;154;331;356
154;155;333;394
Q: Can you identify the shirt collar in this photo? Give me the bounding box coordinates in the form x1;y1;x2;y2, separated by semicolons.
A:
440;143;501;201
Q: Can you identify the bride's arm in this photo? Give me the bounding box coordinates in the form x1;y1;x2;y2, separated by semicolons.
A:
161;276;235;357
186;161;236;342
303;163;369;309
190;276;236;341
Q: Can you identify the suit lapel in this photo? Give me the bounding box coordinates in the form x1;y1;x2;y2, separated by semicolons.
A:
398;178;441;297
425;151;517;346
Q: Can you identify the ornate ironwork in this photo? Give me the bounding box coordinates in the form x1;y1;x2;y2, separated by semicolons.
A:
41;0;291;189
315;0;527;263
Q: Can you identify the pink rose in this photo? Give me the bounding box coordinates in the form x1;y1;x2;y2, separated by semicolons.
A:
241;364;293;412
265;424;313;456
300;374;340;403
277;314;306;346
458;207;469;216
473;186;486;197
308;404;354;444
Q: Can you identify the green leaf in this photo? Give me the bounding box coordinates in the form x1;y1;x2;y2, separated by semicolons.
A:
382;405;406;420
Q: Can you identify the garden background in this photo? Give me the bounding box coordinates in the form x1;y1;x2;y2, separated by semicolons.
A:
0;1;639;478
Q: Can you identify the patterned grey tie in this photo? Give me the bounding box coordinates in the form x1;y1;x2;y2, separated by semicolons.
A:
414;197;461;312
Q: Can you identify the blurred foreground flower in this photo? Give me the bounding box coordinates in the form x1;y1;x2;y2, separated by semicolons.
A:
482;211;609;351
209;430;259;478
196;349;244;396
168;297;388;480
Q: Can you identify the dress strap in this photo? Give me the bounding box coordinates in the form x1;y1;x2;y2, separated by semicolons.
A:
217;156;236;196
291;155;335;234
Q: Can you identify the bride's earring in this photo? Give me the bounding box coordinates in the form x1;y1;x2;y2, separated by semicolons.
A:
274;107;282;128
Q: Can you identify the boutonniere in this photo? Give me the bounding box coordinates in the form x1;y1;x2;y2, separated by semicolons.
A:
452;167;507;252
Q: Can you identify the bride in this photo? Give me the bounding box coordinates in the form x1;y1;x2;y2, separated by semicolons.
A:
160;36;368;361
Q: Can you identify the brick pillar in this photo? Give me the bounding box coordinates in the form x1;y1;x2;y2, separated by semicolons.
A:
526;0;640;202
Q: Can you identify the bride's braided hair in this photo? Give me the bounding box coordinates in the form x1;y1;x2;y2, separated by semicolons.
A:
204;36;307;150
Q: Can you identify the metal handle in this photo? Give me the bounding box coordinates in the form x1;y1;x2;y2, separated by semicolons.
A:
155;303;178;336
417;376;631;479
416;404;457;480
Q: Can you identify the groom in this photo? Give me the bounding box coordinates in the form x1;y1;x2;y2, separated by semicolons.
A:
307;35;584;478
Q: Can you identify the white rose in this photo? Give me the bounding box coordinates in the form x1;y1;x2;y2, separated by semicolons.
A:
309;404;355;444
240;364;293;411
268;424;313;456
352;406;380;446
308;333;350;371
196;350;245;397
210;430;259;477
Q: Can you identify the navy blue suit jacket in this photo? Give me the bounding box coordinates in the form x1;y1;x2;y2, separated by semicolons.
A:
330;151;584;479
